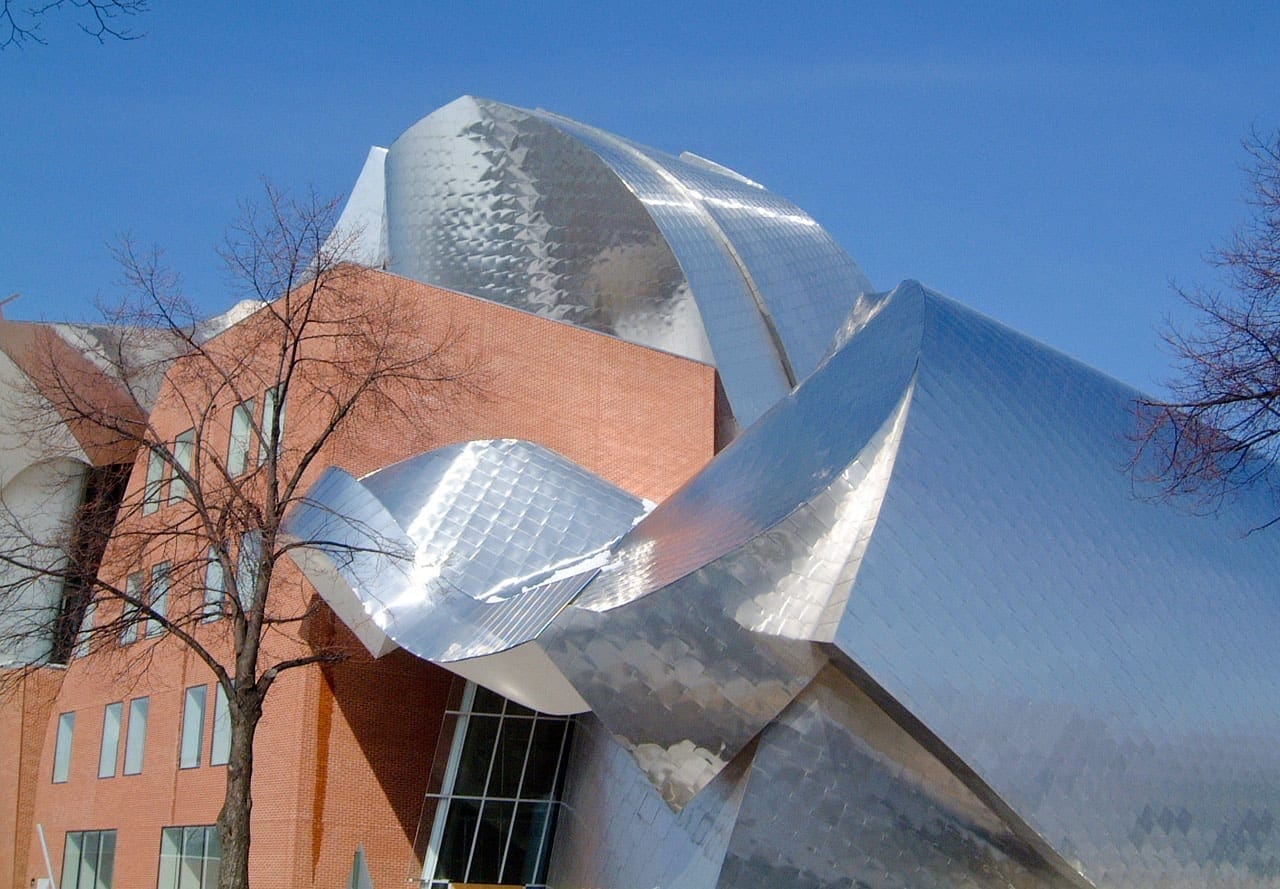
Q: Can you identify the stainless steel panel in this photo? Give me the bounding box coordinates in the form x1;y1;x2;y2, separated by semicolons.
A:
282;440;645;662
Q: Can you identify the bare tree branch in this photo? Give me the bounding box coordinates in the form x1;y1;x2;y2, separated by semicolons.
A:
1134;129;1280;527
2;0;147;49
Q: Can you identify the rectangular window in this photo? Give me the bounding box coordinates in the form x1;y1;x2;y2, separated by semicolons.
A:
258;385;285;466
74;599;95;660
210;684;230;766
146;562;170;638
123;697;148;776
227;399;255;477
180;685;206;769
143;448;165;515
235;532;261;612
120;571;144;645
97;702;122;779
157;825;221;889
421;682;573;889
202;548;226;622
61;829;116;889
170;429;195;505
53;711;75;783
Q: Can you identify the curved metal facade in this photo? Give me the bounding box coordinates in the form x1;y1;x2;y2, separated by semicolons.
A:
296;101;1280;888
341;95;873;427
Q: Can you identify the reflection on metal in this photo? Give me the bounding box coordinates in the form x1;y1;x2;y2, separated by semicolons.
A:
337;95;875;427
300;99;1280;887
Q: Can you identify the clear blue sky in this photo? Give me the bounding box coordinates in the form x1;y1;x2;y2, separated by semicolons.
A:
1;1;1276;395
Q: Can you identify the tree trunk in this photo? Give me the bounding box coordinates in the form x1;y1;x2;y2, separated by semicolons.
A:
217;692;262;889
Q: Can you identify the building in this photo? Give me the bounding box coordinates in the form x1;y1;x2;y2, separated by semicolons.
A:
3;97;1280;889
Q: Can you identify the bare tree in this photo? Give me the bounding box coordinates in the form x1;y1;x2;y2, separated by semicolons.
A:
0;185;481;889
1;0;147;48
1134;130;1280;526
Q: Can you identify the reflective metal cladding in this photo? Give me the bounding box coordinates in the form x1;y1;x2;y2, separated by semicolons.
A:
338;95;873;428
297;99;1280;888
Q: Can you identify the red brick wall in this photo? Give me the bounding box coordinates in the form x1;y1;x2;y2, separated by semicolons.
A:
17;270;717;889
0;667;64;889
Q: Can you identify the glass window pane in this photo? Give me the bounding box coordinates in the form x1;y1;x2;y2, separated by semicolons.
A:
202;549;225;622
123;697;148;775
121;571;144;644
521;719;569;799
180;686;206;769
95;830;116;889
432;798;480;881
201;828;221;889
76;829;99;889
62;831;82;889
158;827;181;889
227;399;254;477
146;562;170;637
74;600;95;659
488;716;532;799
452;715;499;797
235;533;260;612
467;800;514;883
97;702;122;778
505;801;553;885
178;827;204;889
143;449;165;514
170;429;194;504
470;685;505;714
210;684;230;766
53;711;75;783
258;385;284;466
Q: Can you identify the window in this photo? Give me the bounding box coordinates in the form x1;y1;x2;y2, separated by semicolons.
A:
202;548;226;622
157;825;221;889
170;429;195;505
53;711;75;783
62;829;116;889
227;399;255;477
123;697;148;776
74;599;95;659
179;685;206;769
97;702;122;779
235;532;261;612
258;385;285;466
420;683;573;889
120;571;144;645
210;684;230;766
146;562;170;638
143;448;165;515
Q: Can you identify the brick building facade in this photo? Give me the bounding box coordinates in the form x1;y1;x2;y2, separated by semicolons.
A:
1;268;718;888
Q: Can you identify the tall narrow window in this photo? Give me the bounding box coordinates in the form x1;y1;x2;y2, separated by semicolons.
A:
53;711;75;783
258;385;285;466
62;829;116;889
97;702;122;779
170;429;195;504
227;399;255;477
180;685;206;769
74;599;95;659
210;683;231;766
420;683;573;889
120;571;144;645
123;697;148;776
157;825;220;889
202;547;226;622
146;562;170;638
235;532;261;612
143;448;165;515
